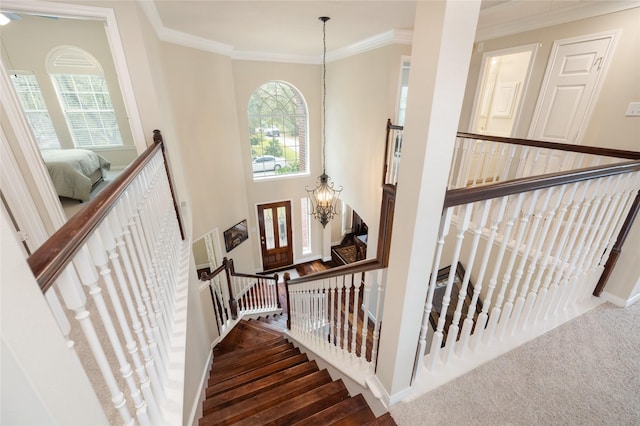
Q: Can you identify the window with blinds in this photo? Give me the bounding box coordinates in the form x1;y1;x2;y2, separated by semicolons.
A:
48;46;123;148
51;74;122;147
10;73;61;150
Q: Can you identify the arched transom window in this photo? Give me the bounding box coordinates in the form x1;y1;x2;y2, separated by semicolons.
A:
248;81;308;178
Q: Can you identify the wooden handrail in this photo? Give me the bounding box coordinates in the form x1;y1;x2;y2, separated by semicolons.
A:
443;160;640;208
155;130;186;241
284;259;382;286
28;135;169;293
456;132;640;160
593;190;640;296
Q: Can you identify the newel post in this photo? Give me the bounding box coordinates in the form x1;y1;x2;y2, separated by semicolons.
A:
283;272;292;330
224;258;238;319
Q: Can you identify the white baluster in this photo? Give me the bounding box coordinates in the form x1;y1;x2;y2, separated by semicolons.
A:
417;209;452;374
342;277;352;358
498;189;551;340
56;266;133;425
519;183;576;330
456;199;491;355
533;181;591;323
351;275;360;358
329;278;337;353
550;177;609;316
480;193;525;347
335;278;343;353
469;197;509;352
87;232;161;425
360;277;372;363
100;218;165;403
370;274;385;371
111;204;168;386
441;204;473;364
74;244;150;426
510;185;565;335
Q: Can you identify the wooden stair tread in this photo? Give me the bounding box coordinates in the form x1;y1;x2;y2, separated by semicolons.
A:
203;360;319;415
211;341;294;372
331;406;376;425
291;394;370;425
233;380;350;426
213;336;287;362
199;369;333;426
206;352;309;398
209;347;301;384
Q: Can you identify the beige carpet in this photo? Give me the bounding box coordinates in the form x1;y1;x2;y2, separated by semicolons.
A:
391;301;640;425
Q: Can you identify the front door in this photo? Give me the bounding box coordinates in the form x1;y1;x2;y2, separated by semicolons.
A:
257;201;293;271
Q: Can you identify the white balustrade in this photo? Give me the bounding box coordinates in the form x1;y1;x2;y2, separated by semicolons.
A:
39;148;189;424
414;170;640;385
287;267;386;385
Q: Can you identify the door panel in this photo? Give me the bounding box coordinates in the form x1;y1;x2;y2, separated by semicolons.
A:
530;35;614;144
258;201;293;271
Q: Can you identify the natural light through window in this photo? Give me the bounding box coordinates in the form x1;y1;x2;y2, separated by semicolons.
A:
301;198;311;254
48;46;123;148
10;73;61;149
51;74;123;148
248;81;308;179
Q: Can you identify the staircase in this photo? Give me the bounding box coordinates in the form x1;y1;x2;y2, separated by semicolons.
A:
199;316;396;425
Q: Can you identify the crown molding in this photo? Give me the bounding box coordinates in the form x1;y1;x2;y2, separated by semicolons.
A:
476;1;640;42
328;29;413;62
138;0;413;64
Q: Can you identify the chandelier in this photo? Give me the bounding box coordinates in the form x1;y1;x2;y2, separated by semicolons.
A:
306;16;343;228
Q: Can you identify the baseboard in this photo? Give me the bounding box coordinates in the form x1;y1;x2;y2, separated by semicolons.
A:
187;350;213;426
601;290;640;307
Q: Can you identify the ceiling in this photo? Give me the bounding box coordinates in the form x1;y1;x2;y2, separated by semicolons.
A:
143;0;639;63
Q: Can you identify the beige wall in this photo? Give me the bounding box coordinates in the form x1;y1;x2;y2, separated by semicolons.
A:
0;14;136;168
459;7;640;302
327;44;412;258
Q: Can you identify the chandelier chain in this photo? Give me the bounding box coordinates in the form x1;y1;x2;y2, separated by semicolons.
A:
321;17;327;175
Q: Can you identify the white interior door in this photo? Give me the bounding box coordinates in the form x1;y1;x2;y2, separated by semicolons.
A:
529;32;617;144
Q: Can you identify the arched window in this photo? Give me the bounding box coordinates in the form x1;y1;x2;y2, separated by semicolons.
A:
248;81;308;178
47;46;123;148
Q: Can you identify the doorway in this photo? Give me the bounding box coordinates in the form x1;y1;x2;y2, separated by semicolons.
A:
257;201;293;271
529;31;618;144
470;44;537;137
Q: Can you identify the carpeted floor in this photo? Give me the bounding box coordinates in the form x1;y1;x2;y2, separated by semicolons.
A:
391;301;640;425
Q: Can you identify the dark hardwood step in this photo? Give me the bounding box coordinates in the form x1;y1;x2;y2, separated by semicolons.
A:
233;380;350;426
211;341;294;373
212;336;288;363
203;360;320;415
206;352;309;398
291;393;370;425
199;369;333;426
209;347;301;385
332;406;376;425
201;317;395;426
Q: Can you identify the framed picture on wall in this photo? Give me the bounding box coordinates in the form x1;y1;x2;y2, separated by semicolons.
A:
223;219;248;252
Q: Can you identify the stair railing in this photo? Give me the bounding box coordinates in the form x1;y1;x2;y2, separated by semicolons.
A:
284;259;386;386
27;131;188;425
383;118;404;186
413;156;640;388
199;258;280;337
